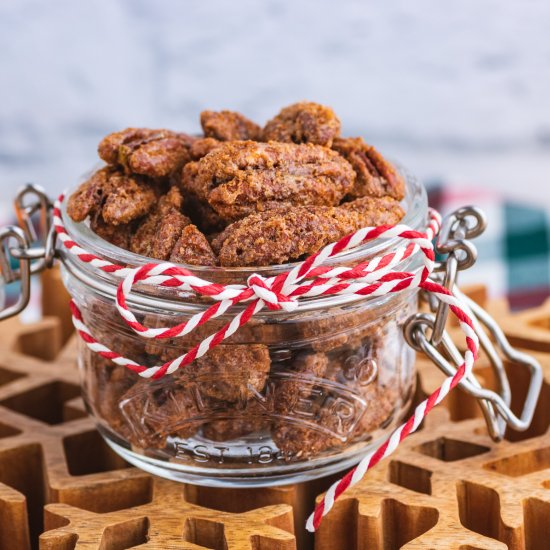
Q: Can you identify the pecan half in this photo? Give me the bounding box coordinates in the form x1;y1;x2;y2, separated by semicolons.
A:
214;196;404;267
262;101;341;146
332;137;405;200
67;166;156;225
169;224;218;266
180;141;355;222
98;128;193;178
130;187;191;260
101;173;158;225
67;166;114;222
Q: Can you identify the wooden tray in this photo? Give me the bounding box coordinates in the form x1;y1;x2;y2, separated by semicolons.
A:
0;270;547;549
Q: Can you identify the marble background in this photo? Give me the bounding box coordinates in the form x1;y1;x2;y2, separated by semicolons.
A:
0;0;549;204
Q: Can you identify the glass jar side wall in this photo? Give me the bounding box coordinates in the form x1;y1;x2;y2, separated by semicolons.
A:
70;264;418;485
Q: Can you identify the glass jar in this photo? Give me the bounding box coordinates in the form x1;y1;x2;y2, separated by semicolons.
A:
59;173;428;487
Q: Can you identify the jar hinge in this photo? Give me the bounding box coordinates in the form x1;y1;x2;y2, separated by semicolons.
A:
404;206;543;441
0;183;57;321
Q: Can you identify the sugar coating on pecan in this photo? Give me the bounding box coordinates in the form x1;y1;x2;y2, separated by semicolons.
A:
67;166;156;225
98;128;193;178
200;110;262;141
181;141;355;221
262;101;341;146
101;173;157;225
332;137;405;201
214;196;405;266
130;186;191;260
169;224;218;266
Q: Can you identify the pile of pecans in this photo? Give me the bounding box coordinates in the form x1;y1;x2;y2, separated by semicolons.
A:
67;101;405;268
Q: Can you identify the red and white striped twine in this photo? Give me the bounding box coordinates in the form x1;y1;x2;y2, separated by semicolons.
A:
53;193;479;532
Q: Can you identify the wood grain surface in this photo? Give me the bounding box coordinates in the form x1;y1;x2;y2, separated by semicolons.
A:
0;273;547;549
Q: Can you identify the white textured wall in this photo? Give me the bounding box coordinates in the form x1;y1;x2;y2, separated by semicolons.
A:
0;0;549;201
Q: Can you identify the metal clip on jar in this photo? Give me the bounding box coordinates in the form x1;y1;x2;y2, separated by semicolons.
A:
0;178;543;488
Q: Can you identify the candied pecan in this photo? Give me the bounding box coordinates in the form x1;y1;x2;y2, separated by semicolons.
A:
67;167;114;222
215;196;404;267
274;352;328;415
169;224;218;266
298;313;351;353
190;137;223;160
262;101;341;146
200;110;261;141
67;166;156;225
119;376;202;448
101;173;157;225
295;300;387;354
130;187;191;260
273;345;396;457
180;141;355;221
142;313;176;358
98;128;193;178
178;161;228;233
84;299;149;359
204;350;333;445
332;137;405;200
190;344;271;402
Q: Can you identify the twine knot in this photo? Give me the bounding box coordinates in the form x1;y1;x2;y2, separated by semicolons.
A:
246;274;299;312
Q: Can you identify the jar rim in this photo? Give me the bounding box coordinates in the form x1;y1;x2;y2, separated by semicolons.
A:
59;165;428;314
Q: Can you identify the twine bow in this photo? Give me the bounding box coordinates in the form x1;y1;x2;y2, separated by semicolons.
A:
54;193;479;532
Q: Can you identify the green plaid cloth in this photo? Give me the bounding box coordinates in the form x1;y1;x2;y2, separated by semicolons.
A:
428;184;550;310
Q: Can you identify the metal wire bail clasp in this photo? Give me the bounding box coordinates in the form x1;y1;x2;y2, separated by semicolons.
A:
0;184;56;321
404;206;543;441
